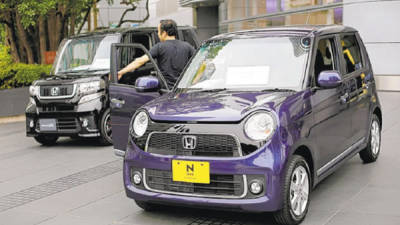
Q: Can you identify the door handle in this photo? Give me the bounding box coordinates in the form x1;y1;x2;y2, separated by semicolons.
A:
340;92;349;104
110;98;125;108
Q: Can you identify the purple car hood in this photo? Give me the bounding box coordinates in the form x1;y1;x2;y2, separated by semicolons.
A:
142;91;294;122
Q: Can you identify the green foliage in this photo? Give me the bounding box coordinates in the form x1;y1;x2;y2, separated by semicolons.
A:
0;45;51;89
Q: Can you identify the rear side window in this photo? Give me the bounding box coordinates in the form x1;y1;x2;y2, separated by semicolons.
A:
182;29;197;48
340;35;363;74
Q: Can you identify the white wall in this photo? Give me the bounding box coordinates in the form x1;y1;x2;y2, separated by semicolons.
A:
142;0;194;27
343;0;400;76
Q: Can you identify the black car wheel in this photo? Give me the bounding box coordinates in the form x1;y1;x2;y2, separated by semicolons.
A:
34;135;59;146
359;114;381;163
99;108;113;146
274;155;311;225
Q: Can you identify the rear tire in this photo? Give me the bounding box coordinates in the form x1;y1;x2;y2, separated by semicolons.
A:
34;135;59;146
359;114;381;163
98;108;113;146
134;200;159;212
273;155;311;225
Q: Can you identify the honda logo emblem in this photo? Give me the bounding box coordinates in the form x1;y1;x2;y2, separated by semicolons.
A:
50;87;60;96
182;135;197;150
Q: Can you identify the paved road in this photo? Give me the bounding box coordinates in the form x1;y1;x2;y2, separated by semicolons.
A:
0;92;399;225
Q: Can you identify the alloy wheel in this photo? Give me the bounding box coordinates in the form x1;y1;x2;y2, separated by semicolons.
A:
371;120;380;155
104;113;112;140
290;165;309;217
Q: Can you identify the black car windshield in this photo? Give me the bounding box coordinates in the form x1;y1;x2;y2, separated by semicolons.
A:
53;34;119;74
176;36;310;92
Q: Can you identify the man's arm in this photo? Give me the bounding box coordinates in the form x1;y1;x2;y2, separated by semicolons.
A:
117;54;150;80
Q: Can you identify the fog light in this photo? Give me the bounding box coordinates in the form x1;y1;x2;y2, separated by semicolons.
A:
132;172;142;185
29;120;35;128
81;118;89;127
249;180;263;195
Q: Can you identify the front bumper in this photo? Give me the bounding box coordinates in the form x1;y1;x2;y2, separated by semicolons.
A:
26;112;100;137
25;95;104;137
123;137;285;212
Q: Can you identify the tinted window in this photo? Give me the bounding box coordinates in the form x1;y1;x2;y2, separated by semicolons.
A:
182;29;197;48
341;35;363;74
314;37;336;86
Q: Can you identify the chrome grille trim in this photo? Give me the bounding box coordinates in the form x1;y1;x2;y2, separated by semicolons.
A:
144;132;243;157
38;84;77;100
142;168;248;199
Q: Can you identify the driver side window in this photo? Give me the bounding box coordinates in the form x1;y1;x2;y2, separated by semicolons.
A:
314;37;337;86
117;34;158;86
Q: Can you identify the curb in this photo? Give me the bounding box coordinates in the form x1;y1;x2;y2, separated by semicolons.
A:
0;115;25;124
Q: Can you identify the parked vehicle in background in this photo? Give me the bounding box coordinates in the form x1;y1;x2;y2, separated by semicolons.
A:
26;26;199;146
112;25;382;225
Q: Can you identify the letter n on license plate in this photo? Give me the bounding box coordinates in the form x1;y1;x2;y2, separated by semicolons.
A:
172;160;210;184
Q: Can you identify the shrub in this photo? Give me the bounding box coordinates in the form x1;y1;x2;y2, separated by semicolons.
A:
0;45;51;89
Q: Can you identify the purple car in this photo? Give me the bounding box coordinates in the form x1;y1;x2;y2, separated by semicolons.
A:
110;25;382;225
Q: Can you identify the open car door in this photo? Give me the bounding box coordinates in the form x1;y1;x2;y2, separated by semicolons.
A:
109;43;169;155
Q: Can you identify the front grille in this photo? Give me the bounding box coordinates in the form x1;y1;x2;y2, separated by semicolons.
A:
39;85;75;98
36;118;79;132
41;104;75;112
146;133;241;157
57;118;78;131
144;169;245;198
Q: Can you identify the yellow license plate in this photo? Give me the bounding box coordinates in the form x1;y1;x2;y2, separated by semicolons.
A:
172;160;210;184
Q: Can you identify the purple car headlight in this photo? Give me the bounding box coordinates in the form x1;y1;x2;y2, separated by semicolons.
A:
132;111;149;137
244;111;276;141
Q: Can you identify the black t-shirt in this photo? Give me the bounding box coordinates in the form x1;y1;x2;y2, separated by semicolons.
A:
149;39;195;88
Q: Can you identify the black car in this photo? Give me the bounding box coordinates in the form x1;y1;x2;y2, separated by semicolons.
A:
25;26;199;145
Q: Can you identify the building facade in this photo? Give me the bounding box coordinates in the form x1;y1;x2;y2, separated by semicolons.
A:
180;0;400;91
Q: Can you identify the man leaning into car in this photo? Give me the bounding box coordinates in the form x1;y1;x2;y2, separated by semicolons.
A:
117;19;195;88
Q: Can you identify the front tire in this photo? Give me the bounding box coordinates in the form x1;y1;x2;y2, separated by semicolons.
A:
34;135;59;146
274;155;311;225
98;108;113;146
359;114;381;163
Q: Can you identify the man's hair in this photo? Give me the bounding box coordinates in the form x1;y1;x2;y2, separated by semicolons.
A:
160;19;178;37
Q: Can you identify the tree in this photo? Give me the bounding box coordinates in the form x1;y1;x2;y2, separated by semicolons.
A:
0;0;149;64
116;0;149;27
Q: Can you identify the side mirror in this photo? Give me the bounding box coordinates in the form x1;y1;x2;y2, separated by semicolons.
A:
135;76;160;92
317;71;342;89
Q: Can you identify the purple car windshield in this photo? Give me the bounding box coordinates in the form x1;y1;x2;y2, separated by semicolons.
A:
176;36;309;91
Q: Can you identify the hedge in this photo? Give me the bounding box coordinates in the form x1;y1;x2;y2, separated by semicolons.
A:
0;45;51;90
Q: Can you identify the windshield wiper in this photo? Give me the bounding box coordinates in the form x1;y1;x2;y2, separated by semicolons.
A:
261;88;296;92
193;88;228;93
54;74;69;79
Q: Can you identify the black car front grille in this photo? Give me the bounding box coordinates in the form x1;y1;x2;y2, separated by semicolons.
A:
144;169;245;198
41;104;75;112
40;85;74;98
146;133;241;157
57;118;78;131
36;118;79;132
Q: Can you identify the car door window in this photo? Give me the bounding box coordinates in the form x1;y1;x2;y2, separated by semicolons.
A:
313;37;337;86
340;34;363;75
114;45;164;89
